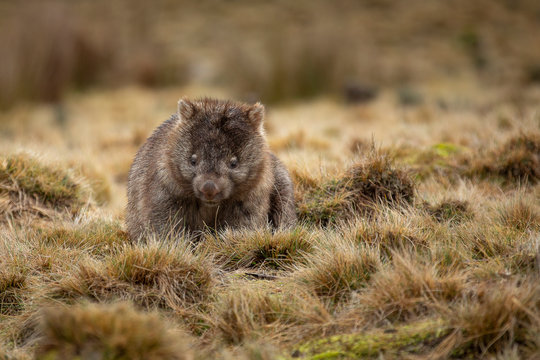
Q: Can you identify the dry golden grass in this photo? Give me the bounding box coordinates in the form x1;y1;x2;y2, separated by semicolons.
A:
425;198;473;224
0;266;27;316
48;240;215;310
1;82;539;358
210;283;330;345
294;241;381;304
358;252;468;322
438;280;540;358
201;227;314;271
0;153;94;221
464;133;540;185
0;86;538;358
497;196;540;232
36;302;192;360
34;219;128;255
296;150;415;226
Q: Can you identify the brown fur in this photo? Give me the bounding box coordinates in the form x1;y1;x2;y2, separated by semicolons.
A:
126;98;296;240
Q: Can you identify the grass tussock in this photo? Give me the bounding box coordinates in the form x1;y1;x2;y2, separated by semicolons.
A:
36;219;129;254
201;228;313;271
456;223;527;262
297;151;415;226
466;133;540;185
359;253;467;322
497;197;540;232
51;241;214;310
0;266;27;316
0;154;92;221
425;199;473;224
445;280;540;358
396;134;540;186
349;215;429;257
212;284;330;345
295;242;381;304
345;152;415;207
36;302;191;360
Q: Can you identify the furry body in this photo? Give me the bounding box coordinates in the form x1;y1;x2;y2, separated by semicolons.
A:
126;98;296;239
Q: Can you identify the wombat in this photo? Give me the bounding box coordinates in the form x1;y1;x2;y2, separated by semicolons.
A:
126;98;296;240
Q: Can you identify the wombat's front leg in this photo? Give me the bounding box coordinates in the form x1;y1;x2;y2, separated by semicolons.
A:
222;201;269;230
144;198;190;240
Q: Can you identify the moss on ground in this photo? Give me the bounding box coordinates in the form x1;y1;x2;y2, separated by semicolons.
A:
289;319;449;359
393;134;540;186
393;143;466;181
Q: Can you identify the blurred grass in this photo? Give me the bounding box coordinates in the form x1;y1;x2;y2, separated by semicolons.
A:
0;153;93;220
1;0;540;107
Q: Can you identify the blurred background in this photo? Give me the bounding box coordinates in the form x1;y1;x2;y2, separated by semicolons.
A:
1;0;540;214
2;0;540;107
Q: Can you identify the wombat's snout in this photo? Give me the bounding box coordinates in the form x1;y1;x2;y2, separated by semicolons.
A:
200;181;221;201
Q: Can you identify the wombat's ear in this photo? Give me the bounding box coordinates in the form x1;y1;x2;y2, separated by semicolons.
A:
247;102;265;131
177;98;196;120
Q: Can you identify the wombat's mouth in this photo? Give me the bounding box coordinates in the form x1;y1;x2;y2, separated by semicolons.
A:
201;199;221;207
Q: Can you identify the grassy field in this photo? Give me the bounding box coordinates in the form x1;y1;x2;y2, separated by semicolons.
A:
0;80;539;359
2;0;540;358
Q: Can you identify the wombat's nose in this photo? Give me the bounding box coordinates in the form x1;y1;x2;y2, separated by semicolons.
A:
200;181;220;200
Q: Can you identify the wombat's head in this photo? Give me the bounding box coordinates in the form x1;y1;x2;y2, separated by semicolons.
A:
170;98;268;206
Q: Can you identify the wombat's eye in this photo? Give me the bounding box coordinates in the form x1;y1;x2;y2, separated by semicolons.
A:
230;156;238;169
190;154;197;166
